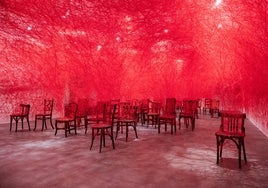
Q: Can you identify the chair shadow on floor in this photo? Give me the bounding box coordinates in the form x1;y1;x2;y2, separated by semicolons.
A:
217;157;250;171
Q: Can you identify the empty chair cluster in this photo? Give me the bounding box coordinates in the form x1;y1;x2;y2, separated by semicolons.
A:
8;98;247;168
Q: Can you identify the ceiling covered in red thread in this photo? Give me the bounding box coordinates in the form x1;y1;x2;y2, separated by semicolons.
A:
0;0;268;135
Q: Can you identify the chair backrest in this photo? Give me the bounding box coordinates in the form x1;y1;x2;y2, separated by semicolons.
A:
204;98;212;108
211;99;220;110
131;99;139;107
20;104;30;116
110;99;120;118
182;100;194;114
197;99;202;108
220;111;246;134
64;103;78;119
43;99;54;115
105;103;117;125
118;102;137;119
95;101;108;121
164;98;176;115
140;99;150;112
77;98;89;116
149;101;162;114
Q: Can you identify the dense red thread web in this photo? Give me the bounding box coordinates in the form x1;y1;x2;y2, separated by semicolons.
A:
0;0;268;135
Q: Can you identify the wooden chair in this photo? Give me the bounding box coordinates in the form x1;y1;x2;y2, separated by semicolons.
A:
197;99;202;115
116;103;138;141
54;102;78;137
87;101;108;124
139;99;149;125
10;104;31;132
110;99;120;120
178;100;196;131
34;99;54;131
90;104;117;153
210;99;220;117
203;98;211;115
215;111;247;168
158;98;177;134
146;101;162;128
76;98;89;134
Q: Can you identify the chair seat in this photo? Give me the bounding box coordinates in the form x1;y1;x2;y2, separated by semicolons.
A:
35;114;51;117
148;113;159;116
117;118;136;123
215;130;245;138
159;114;176;119
91;123;112;129
11;113;26;117
179;112;193;117
56;117;75;122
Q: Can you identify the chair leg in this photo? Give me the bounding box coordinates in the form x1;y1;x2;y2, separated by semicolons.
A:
178;117;181;130
219;139;224;158
34;117;37;131
216;136;220;164
102;128;106;147
10;117;13;132
21;119;24;130
126;123;129;141
42;117;45;131
65;123;68;137
85;120;88;134
242;139;247;163
74;121;77;135
54;121;58;135
90;128;95;150
191;117;195;131
50;117;54;129
16;119;19;132
111;127;115;149
44;118;47;129
15;119;19;132
26;117;31;131
133;123;138;139
158;121;161;134
174;119;177;133
238;138;242;169
115;123;120;139
99;129;105;153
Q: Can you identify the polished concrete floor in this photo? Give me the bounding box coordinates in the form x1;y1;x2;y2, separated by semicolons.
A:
1;114;268;188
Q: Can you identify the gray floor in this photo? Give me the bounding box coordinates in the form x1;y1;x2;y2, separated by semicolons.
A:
1;114;268;188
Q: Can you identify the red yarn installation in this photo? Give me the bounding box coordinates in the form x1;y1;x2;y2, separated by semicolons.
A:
0;0;267;135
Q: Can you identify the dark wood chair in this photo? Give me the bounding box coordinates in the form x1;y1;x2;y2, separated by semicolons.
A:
139;99;150;126
197;99;202;115
203;98;211;115
146;100;162;128
87;101;108;124
34;99;54;131
10;104;31;132
178;100;196;131
110;99;120;120
158;98;177;134
89;104;117;153
54;102;78;137
215;111;247;168
116;103;138;141
210;99;220;117
76;98;89;134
